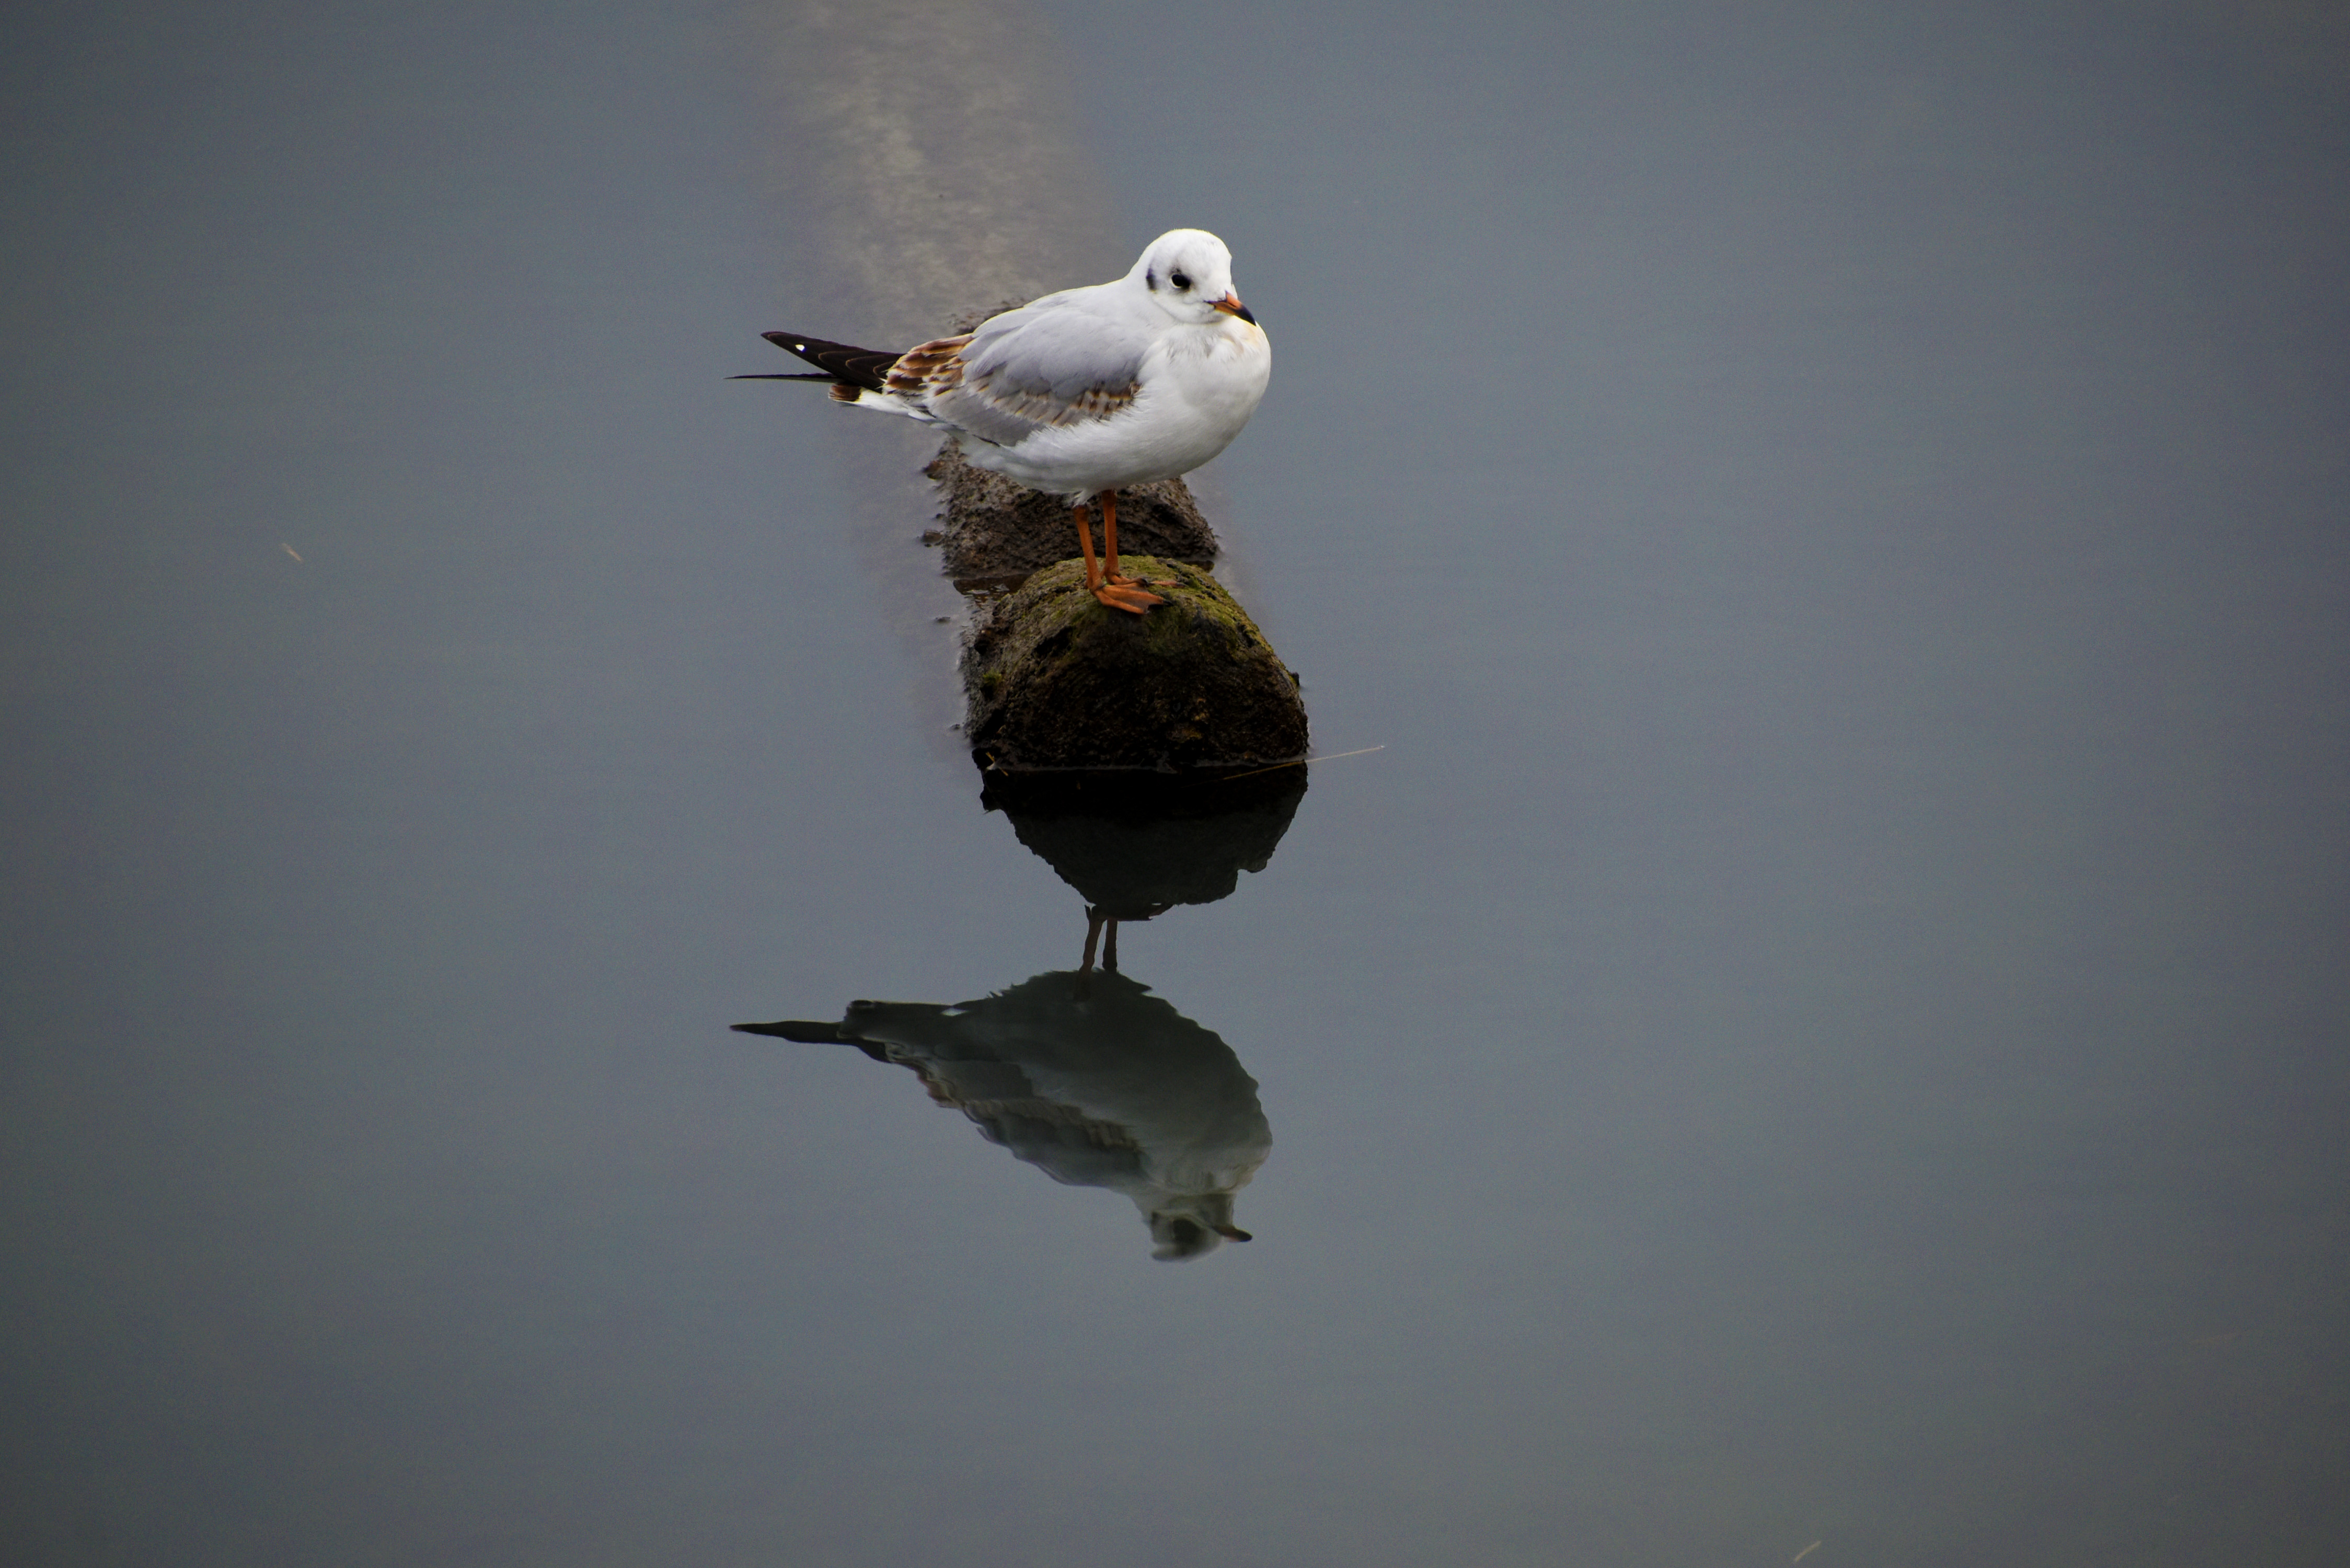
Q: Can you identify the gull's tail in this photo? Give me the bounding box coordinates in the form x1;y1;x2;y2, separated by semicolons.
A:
732;332;902;403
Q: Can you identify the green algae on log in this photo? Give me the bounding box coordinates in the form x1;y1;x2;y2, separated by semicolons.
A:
963;556;1307;774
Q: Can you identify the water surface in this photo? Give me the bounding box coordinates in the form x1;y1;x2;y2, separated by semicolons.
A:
4;2;2346;1564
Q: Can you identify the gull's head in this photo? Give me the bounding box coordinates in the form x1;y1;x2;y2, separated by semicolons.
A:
1130;228;1257;327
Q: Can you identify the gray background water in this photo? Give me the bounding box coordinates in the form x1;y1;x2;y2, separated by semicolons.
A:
5;2;2345;1563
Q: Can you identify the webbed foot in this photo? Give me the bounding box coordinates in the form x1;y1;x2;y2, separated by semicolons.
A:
1092;581;1165;614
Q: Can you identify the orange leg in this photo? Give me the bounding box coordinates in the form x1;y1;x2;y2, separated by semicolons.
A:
1071;501;1102;590
1102;491;1126;583
1086;489;1164;614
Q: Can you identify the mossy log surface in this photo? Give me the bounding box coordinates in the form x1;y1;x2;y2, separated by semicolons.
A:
962;556;1307;774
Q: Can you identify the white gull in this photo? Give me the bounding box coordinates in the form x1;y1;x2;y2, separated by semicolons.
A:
741;229;1271;613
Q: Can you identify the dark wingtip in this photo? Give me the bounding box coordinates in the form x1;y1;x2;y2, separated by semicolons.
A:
757;332;898;392
731;1020;845;1042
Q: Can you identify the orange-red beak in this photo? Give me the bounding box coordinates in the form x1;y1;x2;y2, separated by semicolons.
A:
1212;293;1258;326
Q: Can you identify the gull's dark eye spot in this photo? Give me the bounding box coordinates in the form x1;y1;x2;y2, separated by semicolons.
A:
1145;269;1156;291
1170;270;1192;291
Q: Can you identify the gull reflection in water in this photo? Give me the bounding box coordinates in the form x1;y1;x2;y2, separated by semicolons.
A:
739;969;1267;1259
739;770;1305;1258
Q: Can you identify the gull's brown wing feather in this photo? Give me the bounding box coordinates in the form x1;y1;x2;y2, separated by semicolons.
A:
919;299;1148;448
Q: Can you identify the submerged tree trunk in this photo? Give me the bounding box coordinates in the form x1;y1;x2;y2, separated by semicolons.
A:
961;554;1308;774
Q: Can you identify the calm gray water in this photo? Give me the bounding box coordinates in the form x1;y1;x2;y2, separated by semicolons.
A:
5;2;2346;1564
